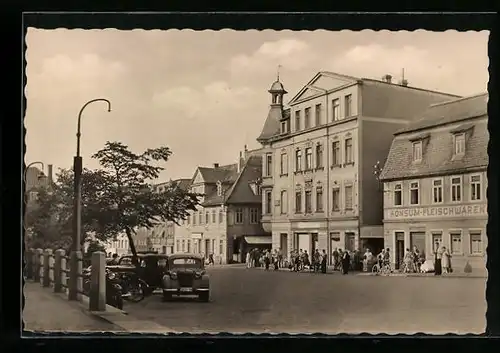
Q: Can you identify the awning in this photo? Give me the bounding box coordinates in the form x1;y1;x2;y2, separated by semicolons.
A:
244;236;272;245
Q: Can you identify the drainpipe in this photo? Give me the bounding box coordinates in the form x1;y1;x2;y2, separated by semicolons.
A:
325;94;331;265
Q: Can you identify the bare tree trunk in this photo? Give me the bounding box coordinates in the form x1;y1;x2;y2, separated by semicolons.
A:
125;227;139;266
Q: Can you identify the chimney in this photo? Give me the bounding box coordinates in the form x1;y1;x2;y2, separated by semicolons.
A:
238;151;245;173
213;163;219;168
48;164;53;185
383;74;392;83
401;79;409;87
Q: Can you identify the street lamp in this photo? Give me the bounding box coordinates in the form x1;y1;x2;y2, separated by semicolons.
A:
68;98;111;301
373;160;383;191
24;161;45;201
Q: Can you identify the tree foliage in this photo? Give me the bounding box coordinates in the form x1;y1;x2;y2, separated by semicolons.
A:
25;141;201;262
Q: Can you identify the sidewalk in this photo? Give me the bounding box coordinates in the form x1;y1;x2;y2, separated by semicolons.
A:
23;281;177;333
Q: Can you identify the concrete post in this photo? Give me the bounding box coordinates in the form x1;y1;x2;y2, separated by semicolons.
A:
89;251;106;312
68;251;83;301
54;249;65;293
25;248;34;279
34;248;43;283
43;249;53;287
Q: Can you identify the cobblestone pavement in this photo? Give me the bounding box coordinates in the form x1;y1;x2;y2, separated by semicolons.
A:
23;282;120;332
124;266;486;334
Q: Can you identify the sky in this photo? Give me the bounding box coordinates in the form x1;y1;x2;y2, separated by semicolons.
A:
25;29;489;181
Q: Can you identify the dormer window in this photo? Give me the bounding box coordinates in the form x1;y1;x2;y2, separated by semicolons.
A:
216;181;223;196
281;120;289;134
412;141;422;162
454;133;465;156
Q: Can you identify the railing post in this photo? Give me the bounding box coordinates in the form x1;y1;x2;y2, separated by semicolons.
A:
54;249;65;293
43;249;53;287
90;251;106;312
25;248;34;279
68;250;83;301
34;248;43;283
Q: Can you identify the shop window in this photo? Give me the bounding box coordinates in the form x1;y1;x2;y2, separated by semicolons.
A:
432;232;442;253
450;233;462;255
470;232;483;255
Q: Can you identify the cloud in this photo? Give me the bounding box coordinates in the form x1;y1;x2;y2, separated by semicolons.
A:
230;39;317;79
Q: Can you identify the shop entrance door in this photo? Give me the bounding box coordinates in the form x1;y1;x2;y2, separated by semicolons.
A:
280;233;288;258
205;239;211;258
410;232;426;259
395;232;405;269
345;232;355;252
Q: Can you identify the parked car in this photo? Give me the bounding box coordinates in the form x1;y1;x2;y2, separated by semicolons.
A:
162;253;210;302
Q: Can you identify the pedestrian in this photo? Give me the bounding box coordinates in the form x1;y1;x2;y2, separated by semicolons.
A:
264;250;271;270
434;246;443;275
321;250;327;274
209;252;215;266
341;249;350;275
403;248;413;273
277;248;283;269
441;246;451;274
108;253;119;265
332;248;339;271
246;251;251;269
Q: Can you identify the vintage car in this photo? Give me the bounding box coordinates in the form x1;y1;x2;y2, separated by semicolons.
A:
162;253;210;302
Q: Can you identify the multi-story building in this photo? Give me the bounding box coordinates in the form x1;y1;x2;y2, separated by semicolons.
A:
105;233;131;257
132;179;191;254
175;149;270;264
25;164;53;202
380;93;488;273
256;71;460;263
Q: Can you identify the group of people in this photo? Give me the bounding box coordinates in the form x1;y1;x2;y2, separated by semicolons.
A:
288;249;328;273
246;248;284;270
401;246;426;273
434;246;453;275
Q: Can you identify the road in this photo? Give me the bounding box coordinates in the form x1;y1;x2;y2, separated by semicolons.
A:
124;266;486;334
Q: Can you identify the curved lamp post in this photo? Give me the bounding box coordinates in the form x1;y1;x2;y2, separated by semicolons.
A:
69;98;111;301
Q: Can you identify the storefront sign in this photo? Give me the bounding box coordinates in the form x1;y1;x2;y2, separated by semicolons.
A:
296;222;321;229
191;233;203;239
386;204;487;220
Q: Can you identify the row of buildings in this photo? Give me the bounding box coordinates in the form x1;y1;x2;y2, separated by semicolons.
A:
114;70;487;273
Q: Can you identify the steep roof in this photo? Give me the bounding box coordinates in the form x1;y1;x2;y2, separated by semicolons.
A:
201;183;234;207
225;155;263;205
395;93;488;134
257;106;288;143
173;178;191;191
380;93;489;181
197;164;238;184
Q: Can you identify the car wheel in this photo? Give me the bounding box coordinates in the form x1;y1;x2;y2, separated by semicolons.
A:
199;292;210;302
162;293;172;302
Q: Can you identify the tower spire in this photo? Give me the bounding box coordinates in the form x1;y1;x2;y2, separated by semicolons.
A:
277;64;282;81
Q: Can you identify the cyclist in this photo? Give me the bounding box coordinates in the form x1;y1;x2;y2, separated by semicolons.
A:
377;249;385;269
383;248;391;271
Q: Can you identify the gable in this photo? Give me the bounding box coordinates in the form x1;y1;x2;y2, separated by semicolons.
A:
192;169;205;185
288;72;358;106
225;156;263;204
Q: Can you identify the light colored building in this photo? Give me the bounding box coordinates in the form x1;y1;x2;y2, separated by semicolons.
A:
380;93;488;273
256;71;460;263
175;149;270;264
25;164;53;202
105;233;131;257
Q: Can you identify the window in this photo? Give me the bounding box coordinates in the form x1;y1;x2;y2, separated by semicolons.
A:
187;240;191;253
206;211;210;224
187;214;191;225
332;141;340;166
280;190;288;214
305;190;312;213
217;181;223;196
450;233;462;255
212;209;216;223
470;232;483;255
265;153;273;177
315;104;321;126
344;185;353;210
265;191;272;214
193;212;197;225
305;147;313;170
219;240;224;256
332;99;340;121
176;240;180;252
281;121;288;134
332;187;340;211
451;176;462;202
345;138;353;164
304;107;311;129
432;179;443;203
250;208;259;224
315;144;323;168
295;111;301;131
199;212;203;224
235;208;244;224
218;209;223;223
295;190;302;213
295;149;302;172
454;133;465;155
344;94;352;117
409;181;419;205
316;187;323;212
412;141;422;162
471;175;482;201
394;184;402;206
432;233;442;253
280;152;288;175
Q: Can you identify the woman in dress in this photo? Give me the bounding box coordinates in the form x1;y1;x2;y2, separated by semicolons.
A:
403;248;413;273
441;246;451;274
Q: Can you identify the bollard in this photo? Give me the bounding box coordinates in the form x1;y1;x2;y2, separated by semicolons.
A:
54;249;65;293
43;249;53;287
89;251;106;312
34;248;43;283
68;250;83;301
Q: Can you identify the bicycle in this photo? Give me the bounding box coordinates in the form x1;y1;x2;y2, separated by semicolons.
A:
372;262;392;275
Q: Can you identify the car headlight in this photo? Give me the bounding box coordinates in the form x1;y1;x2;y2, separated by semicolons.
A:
107;272;116;280
194;271;202;279
169;271;177;280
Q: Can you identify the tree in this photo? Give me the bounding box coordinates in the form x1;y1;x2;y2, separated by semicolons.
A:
81;141;200;264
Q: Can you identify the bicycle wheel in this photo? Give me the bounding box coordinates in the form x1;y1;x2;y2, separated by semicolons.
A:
372;264;379;274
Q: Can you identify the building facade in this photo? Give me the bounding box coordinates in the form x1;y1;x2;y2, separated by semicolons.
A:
380;93;488;273
25;164;53;202
174;149;270;264
257;71;460;264
105;233;132;257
